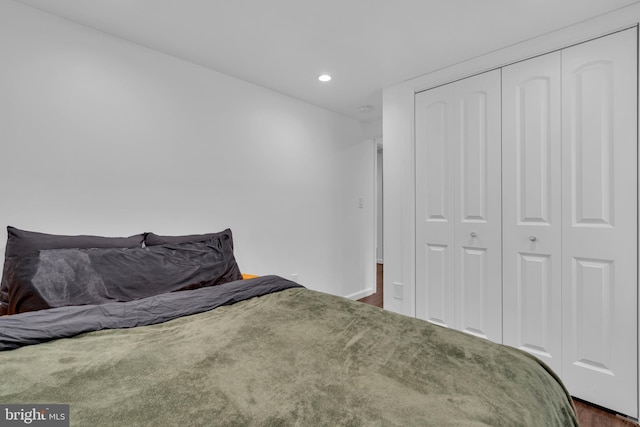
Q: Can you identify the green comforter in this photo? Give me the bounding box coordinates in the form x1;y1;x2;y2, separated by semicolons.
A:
0;287;577;426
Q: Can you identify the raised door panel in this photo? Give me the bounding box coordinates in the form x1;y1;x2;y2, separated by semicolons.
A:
502;52;562;373
561;28;638;418
453;70;502;342
459;246;489;337
415;84;455;327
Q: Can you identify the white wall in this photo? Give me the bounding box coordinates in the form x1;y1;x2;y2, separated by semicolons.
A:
0;0;374;298
364;120;382;140
382;3;640;315
339;139;376;299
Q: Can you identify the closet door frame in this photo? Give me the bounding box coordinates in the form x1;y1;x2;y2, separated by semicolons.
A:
386;11;640;416
404;23;639;420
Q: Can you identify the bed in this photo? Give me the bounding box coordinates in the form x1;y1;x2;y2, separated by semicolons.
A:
0;226;578;426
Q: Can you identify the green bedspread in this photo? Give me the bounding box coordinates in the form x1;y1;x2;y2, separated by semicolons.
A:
0;288;577;426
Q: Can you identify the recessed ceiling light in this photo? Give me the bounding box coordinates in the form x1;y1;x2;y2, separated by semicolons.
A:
318;74;332;82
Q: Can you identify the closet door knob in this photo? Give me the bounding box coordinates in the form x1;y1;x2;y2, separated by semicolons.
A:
470;232;477;238
530;236;537;242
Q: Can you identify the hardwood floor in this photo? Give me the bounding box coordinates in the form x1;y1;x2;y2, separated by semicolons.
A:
356;264;383;308
358;264;638;427
574;400;637;427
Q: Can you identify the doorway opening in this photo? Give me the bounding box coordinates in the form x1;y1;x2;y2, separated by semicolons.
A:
360;140;383;307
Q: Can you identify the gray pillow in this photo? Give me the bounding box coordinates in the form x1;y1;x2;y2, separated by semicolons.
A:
7;231;242;315
1;226;145;315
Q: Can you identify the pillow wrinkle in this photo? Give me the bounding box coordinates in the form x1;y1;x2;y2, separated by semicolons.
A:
144;229;233;249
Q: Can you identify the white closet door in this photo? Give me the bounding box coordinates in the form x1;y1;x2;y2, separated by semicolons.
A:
415;84;455;327
453;70;502;342
502;52;562;373
561;28;638;418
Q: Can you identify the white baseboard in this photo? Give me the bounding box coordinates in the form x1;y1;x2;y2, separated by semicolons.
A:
345;288;374;300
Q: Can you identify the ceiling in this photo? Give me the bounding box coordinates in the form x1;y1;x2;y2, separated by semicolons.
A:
13;0;640;122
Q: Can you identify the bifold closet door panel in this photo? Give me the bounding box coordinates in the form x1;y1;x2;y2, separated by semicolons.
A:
415;84;456;327
561;28;638;418
502;52;562;374
453;70;502;342
415;70;502;341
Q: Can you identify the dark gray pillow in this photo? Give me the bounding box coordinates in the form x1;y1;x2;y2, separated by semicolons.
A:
1;227;145;315
7;232;242;315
